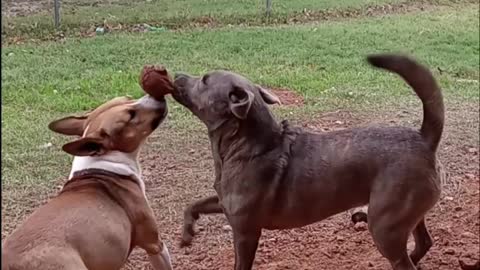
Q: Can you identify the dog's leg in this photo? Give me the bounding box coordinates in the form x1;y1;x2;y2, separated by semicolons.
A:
232;229;261;270
350;206;368;224
409;219;433;265
368;189;418;270
145;241;173;270
136;208;173;270
181;195;223;246
369;221;415;270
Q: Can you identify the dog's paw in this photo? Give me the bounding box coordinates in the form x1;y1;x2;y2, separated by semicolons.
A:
179;233;194;248
351;212;368;224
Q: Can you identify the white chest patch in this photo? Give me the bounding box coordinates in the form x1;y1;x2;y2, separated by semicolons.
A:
69;151;146;196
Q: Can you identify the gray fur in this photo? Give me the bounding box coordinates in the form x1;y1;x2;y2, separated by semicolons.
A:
172;54;444;270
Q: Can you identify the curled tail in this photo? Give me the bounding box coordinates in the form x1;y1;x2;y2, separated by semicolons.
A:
367;54;445;153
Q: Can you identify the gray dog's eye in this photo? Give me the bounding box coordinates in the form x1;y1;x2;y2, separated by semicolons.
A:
201;75;210;84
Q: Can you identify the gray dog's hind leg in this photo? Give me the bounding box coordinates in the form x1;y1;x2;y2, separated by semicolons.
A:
181;195;223;247
351;206;368;224
232;229;261;270
369;219;416;270
367;181;432;270
409;219;433;265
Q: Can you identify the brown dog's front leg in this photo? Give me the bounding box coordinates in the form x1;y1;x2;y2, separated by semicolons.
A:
181;195;223;247
233;229;261;270
145;241;173;270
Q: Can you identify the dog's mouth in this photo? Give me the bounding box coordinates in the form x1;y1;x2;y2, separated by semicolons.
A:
172;74;194;109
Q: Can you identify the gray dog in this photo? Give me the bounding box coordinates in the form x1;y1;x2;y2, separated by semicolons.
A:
171;54;444;270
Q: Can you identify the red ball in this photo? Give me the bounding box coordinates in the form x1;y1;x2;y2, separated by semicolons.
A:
139;65;173;100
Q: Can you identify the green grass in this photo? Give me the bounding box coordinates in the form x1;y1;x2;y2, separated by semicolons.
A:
2;4;479;191
2;0;408;41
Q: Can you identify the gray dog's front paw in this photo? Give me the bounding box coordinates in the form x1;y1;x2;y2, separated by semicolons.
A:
180;231;194;247
180;211;198;247
351;212;368;224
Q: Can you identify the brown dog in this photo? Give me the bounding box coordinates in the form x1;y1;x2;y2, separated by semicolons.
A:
169;54;444;270
2;95;172;270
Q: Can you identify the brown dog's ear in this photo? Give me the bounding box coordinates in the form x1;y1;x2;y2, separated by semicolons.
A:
62;135;108;156
257;86;281;105
229;86;254;119
48;115;88;136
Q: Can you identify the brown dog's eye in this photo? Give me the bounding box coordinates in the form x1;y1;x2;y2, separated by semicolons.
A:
128;110;136;120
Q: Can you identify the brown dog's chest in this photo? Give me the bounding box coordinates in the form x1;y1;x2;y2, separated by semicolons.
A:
3;170;160;270
62;170;159;251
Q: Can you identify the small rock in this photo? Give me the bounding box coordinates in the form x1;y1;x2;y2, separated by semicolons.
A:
465;173;476;180
461;232;475;238
40;142;53;149
222;225;232;232
354;222;368;232
7;52;14;57
440;259;449;265
467;147;478;154
354;238;363;244
444;248;456;255
336;235;344;241
444;196;454;201
334;120;343;125
95;27;105;35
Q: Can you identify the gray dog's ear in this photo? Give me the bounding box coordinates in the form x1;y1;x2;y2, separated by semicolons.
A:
257;85;281;105
229;86;254;119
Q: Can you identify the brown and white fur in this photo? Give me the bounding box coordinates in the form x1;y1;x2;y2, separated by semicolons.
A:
2;95;172;270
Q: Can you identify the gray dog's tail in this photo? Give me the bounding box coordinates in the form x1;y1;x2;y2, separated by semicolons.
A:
367;54;445;153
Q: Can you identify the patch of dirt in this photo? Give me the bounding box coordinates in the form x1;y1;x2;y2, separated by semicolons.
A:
1;0;51;17
2;102;479;270
267;87;304;107
1;0;136;17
